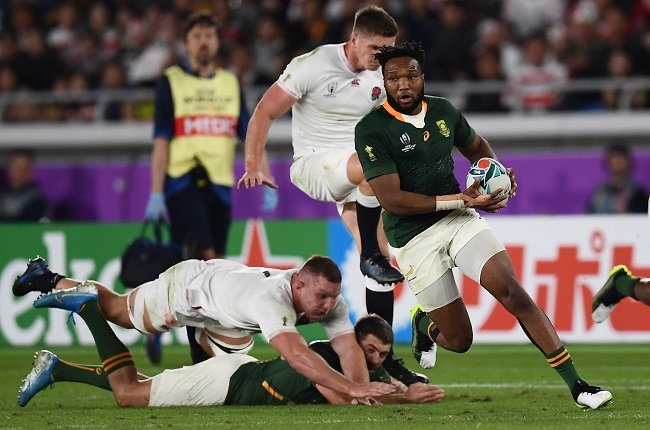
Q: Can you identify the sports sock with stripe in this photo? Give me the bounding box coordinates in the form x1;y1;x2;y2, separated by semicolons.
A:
417;313;438;342
77;300;134;374
545;345;580;389
615;275;640;298
51;360;112;390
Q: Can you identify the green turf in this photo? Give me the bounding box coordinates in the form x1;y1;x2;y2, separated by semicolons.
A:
3;343;649;429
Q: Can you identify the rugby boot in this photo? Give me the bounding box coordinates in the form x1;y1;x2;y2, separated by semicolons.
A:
360;252;404;285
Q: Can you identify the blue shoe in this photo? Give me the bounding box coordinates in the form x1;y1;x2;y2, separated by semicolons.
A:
18;350;59;407
33;282;98;313
146;333;163;364
12;256;52;297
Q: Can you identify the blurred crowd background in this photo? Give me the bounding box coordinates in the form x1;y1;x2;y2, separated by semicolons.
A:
1;0;650;123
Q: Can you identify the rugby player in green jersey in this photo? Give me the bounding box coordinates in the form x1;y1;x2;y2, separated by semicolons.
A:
18;297;443;407
354;41;612;410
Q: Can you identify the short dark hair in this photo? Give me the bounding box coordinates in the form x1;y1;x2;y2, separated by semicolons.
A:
300;255;342;284
353;6;398;38
354;314;394;345
182;12;218;40
8;148;35;160
606;141;631;158
375;40;425;72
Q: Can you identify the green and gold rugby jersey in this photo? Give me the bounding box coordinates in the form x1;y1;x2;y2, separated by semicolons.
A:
309;340;392;383
355;96;476;248
224;356;327;406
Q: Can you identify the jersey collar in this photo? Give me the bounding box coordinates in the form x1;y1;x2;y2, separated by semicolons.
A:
182;61;216;78
338;43;358;74
381;99;427;122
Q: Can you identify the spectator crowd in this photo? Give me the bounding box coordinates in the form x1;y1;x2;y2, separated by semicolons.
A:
0;0;649;122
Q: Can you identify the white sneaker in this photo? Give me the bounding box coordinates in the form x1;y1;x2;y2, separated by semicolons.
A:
419;343;437;369
572;379;612;410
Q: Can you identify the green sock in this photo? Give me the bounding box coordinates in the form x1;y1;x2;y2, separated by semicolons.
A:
52;360;111;391
545;345;580;389
77;300;134;374
616;275;640;298
417;313;436;341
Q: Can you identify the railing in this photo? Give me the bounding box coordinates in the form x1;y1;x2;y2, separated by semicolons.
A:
1;78;649;152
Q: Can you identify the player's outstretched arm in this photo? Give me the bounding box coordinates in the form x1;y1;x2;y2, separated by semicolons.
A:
374;382;445;404
330;332;370;383
238;83;296;189
269;332;395;399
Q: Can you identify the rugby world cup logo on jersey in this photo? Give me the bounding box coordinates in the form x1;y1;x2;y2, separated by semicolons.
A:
400;132;416;152
326;82;337;95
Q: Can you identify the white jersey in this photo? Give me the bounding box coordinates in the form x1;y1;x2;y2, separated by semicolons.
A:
167;259;354;342
277;43;386;159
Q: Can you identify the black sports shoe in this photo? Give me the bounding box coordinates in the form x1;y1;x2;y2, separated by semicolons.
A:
360;252;405;285
382;355;429;386
592;265;631;323
571;378;612;409
12;256;53;297
145;333;162;365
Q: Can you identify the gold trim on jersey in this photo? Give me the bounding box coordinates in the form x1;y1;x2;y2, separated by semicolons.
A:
262;380;285;400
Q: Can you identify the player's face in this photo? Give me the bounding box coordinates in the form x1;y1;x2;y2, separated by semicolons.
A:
298;274;341;321
383;57;425;114
352;32;396;71
185;24;219;67
358;334;391;370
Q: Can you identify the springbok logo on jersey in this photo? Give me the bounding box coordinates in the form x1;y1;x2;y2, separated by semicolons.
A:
371;86;381;101
327;82;337;94
423;131;430;141
400;132;416;152
436;119;450;137
365;145;377;161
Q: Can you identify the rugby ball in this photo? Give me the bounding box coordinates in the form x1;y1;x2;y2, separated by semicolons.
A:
465;157;511;204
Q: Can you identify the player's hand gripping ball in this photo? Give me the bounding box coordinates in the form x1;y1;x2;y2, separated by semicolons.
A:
466;157;512;204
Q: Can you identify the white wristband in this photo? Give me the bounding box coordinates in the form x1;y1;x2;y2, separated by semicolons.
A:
435;194;465;211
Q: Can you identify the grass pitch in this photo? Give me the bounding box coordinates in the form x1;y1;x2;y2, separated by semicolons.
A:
2;343;649;429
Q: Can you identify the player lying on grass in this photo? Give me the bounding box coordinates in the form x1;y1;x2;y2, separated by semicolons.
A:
17;297;444;407
13;255;395;401
592;265;650;323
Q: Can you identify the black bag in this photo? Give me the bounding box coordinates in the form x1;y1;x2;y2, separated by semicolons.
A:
119;220;181;289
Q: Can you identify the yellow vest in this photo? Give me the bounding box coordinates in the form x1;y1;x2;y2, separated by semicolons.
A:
166;65;241;186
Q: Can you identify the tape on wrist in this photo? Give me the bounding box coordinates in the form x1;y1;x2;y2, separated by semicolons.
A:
435;194;465;211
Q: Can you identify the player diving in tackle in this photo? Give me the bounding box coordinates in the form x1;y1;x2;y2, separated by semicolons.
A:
17;307;444;407
12;254;397;402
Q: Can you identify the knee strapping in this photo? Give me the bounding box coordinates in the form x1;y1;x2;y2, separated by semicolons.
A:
356;191;380;208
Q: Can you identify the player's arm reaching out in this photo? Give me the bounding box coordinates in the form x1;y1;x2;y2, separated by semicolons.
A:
315;382;444;405
269;332;395;399
330;332;371;384
238;83;297;190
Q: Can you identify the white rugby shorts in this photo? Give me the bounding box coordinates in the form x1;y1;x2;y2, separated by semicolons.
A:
290;149;358;211
393;209;505;310
149;354;257;406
